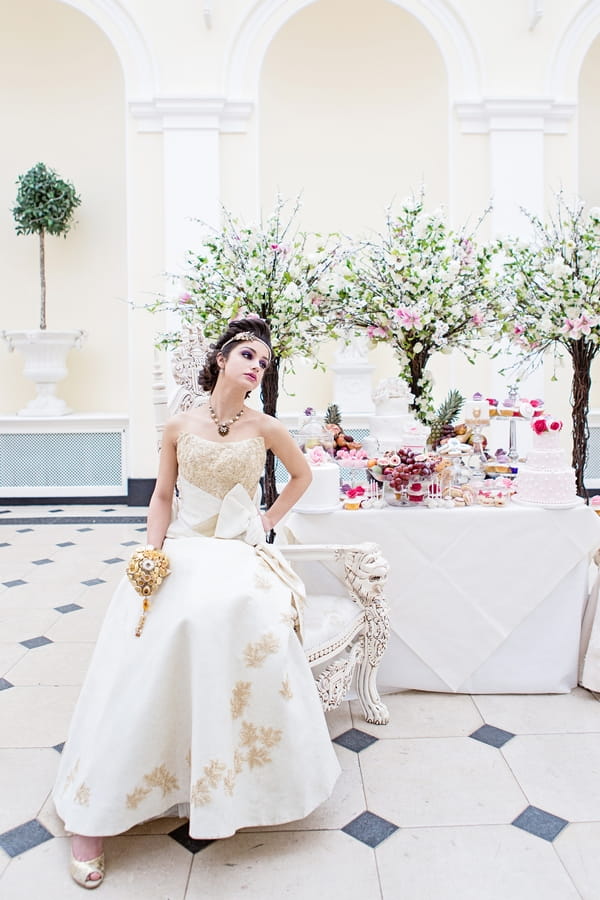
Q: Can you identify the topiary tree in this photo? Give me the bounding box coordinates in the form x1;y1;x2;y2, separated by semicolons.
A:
12;162;81;330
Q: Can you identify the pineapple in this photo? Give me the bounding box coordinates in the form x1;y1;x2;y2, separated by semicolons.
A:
428;390;465;449
324;404;342;427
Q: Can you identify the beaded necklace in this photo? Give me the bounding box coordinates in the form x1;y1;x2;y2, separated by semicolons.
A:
208;403;245;436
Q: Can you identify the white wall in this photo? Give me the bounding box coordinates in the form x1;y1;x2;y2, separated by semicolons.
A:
0;0;128;416
2;0;600;482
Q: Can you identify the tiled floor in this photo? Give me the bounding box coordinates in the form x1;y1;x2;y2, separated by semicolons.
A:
1;505;600;898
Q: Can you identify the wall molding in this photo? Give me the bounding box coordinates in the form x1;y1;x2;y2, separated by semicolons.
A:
57;0;156;99
226;0;482;103
455;97;577;134
129;96;254;133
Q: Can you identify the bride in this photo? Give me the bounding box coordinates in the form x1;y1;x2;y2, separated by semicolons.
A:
53;316;341;889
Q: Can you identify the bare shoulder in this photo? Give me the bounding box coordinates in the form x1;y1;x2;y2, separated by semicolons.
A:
258;412;291;448
162;414;188;446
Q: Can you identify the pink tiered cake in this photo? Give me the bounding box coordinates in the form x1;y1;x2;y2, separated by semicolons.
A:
515;418;577;506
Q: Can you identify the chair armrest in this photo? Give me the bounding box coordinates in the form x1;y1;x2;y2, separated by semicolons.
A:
279;541;389;610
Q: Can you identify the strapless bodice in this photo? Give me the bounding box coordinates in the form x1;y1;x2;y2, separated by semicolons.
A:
176;433;266;500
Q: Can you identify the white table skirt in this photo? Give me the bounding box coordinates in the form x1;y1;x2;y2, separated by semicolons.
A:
283;504;600;694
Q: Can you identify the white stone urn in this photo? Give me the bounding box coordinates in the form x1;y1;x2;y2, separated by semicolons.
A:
1;329;86;417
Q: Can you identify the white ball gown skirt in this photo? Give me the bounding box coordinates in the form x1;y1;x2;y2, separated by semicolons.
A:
53;436;340;838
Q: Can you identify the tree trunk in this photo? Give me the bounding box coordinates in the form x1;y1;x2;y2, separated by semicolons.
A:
569;340;596;499
39;229;47;330
260;356;281;541
407;348;432;422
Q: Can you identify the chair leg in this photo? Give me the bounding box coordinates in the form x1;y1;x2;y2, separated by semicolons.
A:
352;592;390;724
355;653;389;725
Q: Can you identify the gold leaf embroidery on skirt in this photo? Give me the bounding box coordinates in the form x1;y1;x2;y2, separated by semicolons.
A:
239;721;259;747
244;632;280;668
223;771;236;797
230;681;252;719
191;759;227;807
280;676;293;700
246;746;272;768
126;785;152;809
259;726;283;748
62;759;79;794
233;749;244;774
253;562;273;590
74;782;90;806
191;721;283;804
143;764;180;797
191;778;211;807
126;764;180;809
204;759;227;788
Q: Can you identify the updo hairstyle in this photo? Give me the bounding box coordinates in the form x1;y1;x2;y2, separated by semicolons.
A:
199;317;272;393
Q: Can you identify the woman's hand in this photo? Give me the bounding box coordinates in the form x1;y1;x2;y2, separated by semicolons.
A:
260;512;274;533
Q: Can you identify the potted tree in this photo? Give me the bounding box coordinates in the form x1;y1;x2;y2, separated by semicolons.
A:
2;162;85;416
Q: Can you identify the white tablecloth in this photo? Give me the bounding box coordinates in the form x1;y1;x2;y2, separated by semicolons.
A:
284;504;600;694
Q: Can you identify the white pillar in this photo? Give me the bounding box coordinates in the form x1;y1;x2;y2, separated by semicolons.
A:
129;97;253;272
455;98;576;411
128;97;253;402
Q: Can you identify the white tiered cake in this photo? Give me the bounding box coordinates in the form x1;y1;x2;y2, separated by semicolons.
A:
293;443;341;514
516;419;578;506
369;377;428;452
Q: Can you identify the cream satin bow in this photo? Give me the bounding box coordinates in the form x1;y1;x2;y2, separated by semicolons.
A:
214;483;266;546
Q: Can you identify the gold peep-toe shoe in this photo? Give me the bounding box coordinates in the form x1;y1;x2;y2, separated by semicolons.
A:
70;852;105;889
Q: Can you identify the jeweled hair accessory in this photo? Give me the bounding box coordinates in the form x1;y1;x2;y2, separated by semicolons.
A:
221;331;272;359
126;546;171;637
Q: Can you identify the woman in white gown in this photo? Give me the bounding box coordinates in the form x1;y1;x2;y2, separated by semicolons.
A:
53;317;341;888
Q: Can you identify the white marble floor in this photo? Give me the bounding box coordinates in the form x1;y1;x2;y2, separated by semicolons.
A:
1;505;600;899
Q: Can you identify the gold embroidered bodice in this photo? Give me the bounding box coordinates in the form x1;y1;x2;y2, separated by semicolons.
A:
176;434;266;500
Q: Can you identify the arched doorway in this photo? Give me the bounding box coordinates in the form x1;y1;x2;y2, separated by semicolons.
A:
258;0;449;234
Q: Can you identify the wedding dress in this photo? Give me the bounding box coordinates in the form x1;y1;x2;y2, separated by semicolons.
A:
53;434;341;838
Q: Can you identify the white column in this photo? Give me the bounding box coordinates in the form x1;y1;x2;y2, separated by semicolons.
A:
129;97;253;272
456;98;576;410
455;98;575;237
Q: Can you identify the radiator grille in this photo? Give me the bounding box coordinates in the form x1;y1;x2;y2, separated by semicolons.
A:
275;427;371;485
585;426;600;484
0;431;124;488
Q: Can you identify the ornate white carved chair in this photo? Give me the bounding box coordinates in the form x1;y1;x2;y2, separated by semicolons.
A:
152;326;391;724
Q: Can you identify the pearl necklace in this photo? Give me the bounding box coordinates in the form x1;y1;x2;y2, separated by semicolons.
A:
209;402;245;436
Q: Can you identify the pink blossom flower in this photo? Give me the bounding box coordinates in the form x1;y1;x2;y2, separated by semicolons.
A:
471;312;484;326
513;323;526;336
367;325;388;339
394;307;422;329
561;318;580;338
532;418;548;435
178;291;193;304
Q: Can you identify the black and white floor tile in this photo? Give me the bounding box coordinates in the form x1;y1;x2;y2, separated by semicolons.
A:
1;505;600;898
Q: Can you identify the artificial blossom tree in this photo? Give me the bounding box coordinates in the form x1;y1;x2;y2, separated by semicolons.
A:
333;191;498;422
497;195;600;498
152;197;343;509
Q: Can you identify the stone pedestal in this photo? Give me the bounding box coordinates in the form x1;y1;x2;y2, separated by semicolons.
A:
331;335;375;414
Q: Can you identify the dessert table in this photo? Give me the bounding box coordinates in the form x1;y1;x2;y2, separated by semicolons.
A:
282;504;600;694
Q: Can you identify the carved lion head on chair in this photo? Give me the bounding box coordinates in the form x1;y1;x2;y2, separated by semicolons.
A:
342;543;389;604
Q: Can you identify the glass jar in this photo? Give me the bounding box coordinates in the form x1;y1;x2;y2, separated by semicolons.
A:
296;411;334;455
